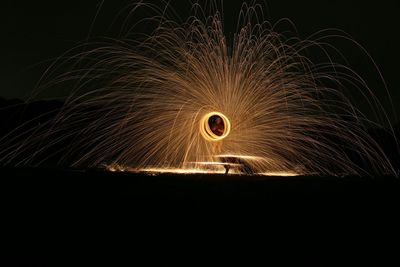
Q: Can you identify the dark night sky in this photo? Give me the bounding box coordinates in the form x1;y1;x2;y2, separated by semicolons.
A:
1;0;399;123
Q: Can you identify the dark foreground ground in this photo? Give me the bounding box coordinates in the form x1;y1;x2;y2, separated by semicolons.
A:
1;168;399;265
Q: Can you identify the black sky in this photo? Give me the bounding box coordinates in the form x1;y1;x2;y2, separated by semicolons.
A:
1;0;399;122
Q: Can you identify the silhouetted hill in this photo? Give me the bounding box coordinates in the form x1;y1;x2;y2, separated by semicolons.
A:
1;168;399;266
0;99;399;265
0;98;62;137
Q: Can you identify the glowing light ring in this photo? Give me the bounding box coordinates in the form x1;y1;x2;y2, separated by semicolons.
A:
200;112;231;141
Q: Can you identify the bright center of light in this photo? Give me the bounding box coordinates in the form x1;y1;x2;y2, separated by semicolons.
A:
200;112;231;141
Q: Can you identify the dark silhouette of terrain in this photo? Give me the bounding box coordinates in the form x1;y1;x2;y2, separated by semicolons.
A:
1;98;399;266
1;168;399;266
0;98;62;137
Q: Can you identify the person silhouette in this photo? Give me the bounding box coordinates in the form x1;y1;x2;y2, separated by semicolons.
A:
211;116;224;136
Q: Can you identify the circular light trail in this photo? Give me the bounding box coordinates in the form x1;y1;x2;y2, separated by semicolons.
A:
200;112;231;141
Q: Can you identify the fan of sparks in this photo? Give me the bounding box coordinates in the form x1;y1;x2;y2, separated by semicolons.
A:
0;2;397;176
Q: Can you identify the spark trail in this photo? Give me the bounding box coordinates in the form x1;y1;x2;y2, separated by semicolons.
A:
0;2;397;176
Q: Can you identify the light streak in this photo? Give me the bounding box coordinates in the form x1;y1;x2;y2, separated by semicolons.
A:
0;2;396;177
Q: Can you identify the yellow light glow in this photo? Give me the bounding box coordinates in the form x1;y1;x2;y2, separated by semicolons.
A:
117;167;299;176
215;155;265;161
260;171;298;177
134;168;223;174
200;112;231;141
133;168;298;176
